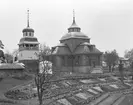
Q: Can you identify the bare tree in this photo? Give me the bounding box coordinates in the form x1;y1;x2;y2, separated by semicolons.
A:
12;49;19;62
4;50;13;63
34;43;52;105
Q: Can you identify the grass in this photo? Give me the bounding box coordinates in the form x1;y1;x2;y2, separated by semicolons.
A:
0;77;29;92
0;76;34;105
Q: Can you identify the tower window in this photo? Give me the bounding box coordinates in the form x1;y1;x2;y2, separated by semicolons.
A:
29;32;31;36
26;32;28;36
26;44;29;47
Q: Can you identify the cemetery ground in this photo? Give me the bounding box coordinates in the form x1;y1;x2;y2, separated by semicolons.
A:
1;69;133;105
0;73;35;105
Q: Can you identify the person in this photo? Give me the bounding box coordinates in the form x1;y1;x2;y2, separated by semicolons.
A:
118;60;124;83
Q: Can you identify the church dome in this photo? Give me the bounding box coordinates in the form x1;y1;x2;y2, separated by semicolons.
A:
22;10;34;33
60;12;89;41
22;27;34;33
67;21;81;30
60;32;89;41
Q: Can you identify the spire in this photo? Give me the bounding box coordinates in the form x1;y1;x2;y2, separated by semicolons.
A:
27;9;29;27
73;9;76;24
22;9;34;33
68;9;81;32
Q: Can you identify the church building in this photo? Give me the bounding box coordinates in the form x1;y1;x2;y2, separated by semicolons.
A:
49;12;103;74
18;10;39;72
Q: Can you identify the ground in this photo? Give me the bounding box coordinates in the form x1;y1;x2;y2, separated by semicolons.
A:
0;74;34;105
1;70;133;105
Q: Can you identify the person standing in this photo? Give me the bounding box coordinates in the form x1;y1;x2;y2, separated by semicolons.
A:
119;60;124;83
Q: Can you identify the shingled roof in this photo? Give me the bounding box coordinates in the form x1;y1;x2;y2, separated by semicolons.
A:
0;63;25;70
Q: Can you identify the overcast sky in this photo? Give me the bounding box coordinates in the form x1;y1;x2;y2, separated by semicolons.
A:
0;0;133;57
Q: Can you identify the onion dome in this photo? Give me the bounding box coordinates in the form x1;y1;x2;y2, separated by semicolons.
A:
22;9;34;33
60;10;89;41
67;15;81;32
61;32;89;41
22;27;34;33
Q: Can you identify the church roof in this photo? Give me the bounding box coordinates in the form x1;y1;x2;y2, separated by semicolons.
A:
74;43;102;54
19;37;38;42
60;11;89;41
67;19;80;30
74;45;90;54
60;32;89;41
0;63;25;70
22;27;34;33
80;42;91;46
56;43;66;47
52;46;71;55
91;47;102;54
19;37;39;44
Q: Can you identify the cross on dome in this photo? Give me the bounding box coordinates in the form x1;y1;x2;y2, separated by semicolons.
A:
22;9;34;33
27;9;30;27
68;10;81;32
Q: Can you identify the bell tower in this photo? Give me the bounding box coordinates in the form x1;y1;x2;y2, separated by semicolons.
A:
18;10;39;72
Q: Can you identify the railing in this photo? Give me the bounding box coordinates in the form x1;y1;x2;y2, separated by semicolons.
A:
19;47;39;51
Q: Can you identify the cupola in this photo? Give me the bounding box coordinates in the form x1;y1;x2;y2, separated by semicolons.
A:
22;9;34;37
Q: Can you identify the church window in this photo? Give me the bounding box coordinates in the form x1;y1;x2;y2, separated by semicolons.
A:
25;32;28;36
74;29;77;32
29;32;31;36
25;44;29;48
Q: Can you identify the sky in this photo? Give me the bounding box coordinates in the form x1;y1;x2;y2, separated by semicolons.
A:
0;0;133;57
